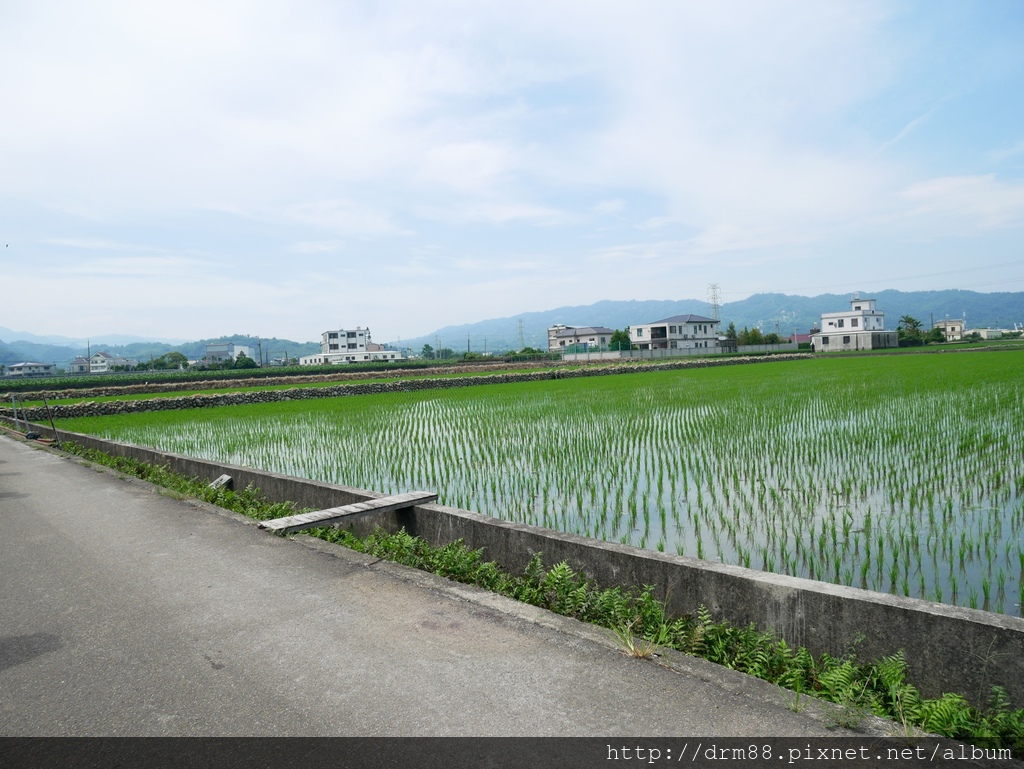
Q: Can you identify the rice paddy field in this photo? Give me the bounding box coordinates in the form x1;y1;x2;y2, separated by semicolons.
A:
58;351;1024;616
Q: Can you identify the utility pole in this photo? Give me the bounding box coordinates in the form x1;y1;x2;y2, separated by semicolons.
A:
518;320;525;350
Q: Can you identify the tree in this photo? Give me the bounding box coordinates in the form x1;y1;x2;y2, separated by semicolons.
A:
738;326;764;345
420;344;434;360
899;315;922;332
233;352;258;369
164;352;189;369
898;315;924;347
436;348;455;360
724;322;737;340
609;329;631;351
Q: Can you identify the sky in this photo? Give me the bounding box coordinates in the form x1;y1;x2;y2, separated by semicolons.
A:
2;0;1023;345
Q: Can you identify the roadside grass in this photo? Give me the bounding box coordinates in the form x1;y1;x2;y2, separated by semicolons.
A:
55;440;1024;751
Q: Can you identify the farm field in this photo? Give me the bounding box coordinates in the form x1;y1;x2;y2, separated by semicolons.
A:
58;351;1024;615
13;364;555;406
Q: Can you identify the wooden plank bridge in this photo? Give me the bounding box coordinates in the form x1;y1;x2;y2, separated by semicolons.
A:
258;491;438;535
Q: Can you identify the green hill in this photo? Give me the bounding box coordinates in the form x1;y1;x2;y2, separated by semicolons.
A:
0;334;320;371
395;289;1024;352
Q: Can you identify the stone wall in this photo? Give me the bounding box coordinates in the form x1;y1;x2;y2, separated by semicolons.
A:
1;360;546;401
3;355;811;422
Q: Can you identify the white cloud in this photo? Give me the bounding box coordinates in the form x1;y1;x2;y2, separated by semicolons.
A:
874;105;943;156
2;1;1022;341
901;175;1024;230
593;199;625;216
988;140;1024;161
283;199;409;236
414;199;569;226
60;255;213;278
290;240;344;253
43;237;163;252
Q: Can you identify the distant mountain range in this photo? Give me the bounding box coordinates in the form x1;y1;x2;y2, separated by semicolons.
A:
0;332;321;370
2;289;1022;368
0;328;189;347
393;289;1024;352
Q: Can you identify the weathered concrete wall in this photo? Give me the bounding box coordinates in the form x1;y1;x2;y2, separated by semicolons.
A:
399;501;1024;707
11;423;1023;708
737;342;800;354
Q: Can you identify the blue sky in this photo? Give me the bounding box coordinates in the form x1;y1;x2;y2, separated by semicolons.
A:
2;0;1023;344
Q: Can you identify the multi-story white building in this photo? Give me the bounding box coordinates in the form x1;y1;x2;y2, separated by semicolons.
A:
300;327;404;365
810;294;898;352
630;314;720;351
321;327;370;354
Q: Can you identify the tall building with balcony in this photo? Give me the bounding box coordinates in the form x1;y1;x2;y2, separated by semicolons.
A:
629;314;720;351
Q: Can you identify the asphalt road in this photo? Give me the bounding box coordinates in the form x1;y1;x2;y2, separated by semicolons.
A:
0;432;848;737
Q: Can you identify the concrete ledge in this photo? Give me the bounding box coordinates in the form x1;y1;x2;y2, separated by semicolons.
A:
399;501;1024;706
15;421;1024;708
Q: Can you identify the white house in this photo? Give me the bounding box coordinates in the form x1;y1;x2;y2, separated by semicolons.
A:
205;343;252;363
548;325;615;352
69;356;91;374
6;361;57;378
88;351;135;373
810;294;898;352
69;352;136;374
630;314;720;351
972;328;1006;340
933;318;965;342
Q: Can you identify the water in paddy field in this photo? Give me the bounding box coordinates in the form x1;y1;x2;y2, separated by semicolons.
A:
83;366;1024;617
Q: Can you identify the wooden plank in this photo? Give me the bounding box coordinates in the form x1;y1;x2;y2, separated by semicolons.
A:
258;491;438;534
209;474;233;490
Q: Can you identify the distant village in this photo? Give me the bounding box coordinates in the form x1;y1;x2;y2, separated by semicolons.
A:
4;294;1020;378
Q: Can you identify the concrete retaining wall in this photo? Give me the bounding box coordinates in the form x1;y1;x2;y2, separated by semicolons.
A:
11;423;1024;708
